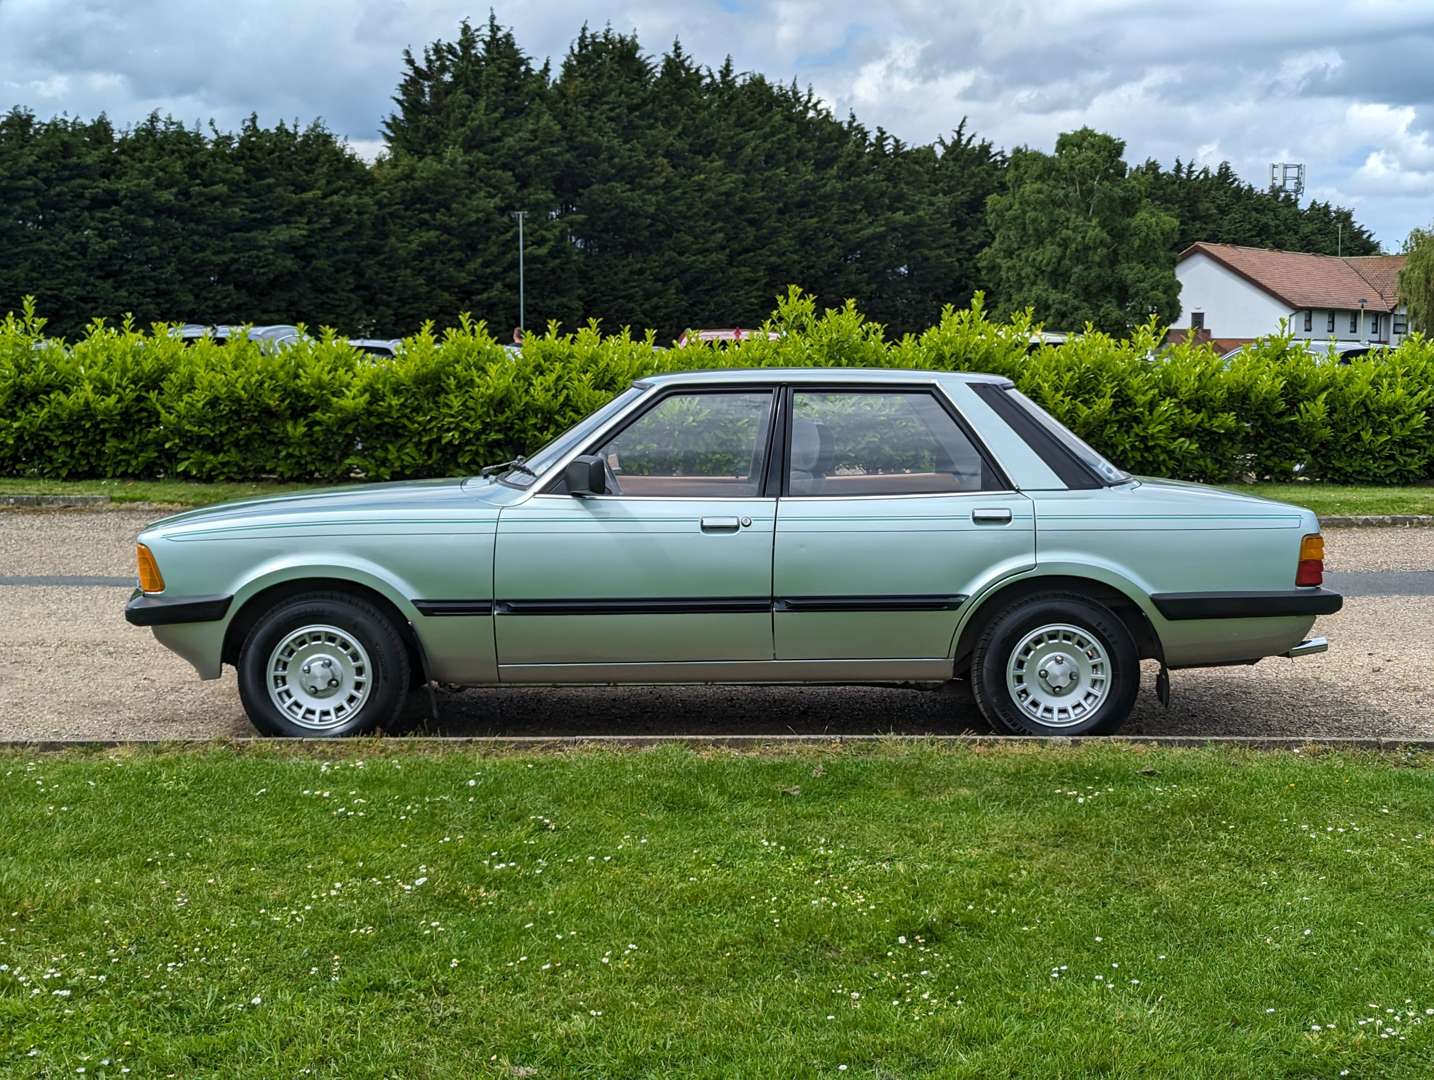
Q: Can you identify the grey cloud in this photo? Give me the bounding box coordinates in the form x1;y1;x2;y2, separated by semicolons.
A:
1;0;1431;244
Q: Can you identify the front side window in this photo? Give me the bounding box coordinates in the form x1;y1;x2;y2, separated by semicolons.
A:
1370;313;1381;337
786;390;997;496
587;390;774;498
501;387;644;488
1303;309;1313;332
1327;311;1336;333
1350;310;1359;333
1395;313;1408;335
1191;311;1204;330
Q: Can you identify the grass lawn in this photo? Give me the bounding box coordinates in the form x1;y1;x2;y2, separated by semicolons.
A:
2;744;1432;1077
3;476;1434;516
0;477;309;507
1228;482;1434;518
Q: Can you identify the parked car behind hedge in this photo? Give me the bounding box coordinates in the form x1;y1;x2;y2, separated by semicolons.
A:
171;324;307;352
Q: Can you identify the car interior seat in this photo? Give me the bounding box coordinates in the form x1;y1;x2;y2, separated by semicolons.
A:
789;419;835;493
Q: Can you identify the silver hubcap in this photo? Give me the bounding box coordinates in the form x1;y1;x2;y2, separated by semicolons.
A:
1005;623;1110;728
266;624;372;730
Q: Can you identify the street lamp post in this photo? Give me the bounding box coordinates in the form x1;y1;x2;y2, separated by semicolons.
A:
512;210;528;335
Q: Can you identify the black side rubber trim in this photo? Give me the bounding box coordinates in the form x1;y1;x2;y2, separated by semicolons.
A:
125;591;233;627
413;600;495;617
774;594;968;612
970;383;1102;490
1150;589;1344;620
496;598;772;616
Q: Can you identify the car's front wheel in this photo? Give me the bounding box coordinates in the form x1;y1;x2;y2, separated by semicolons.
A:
237;592;411;737
970;592;1139;736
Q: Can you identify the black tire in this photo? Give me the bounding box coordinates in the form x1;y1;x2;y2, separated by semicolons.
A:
237;591;411;738
970;592;1138;736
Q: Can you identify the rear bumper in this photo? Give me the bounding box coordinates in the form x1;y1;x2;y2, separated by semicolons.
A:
125;589;233;627
1150;589;1343;621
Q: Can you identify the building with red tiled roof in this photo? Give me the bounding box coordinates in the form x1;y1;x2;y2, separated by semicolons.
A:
1174;242;1408;349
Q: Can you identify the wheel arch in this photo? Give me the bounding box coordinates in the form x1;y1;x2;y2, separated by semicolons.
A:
221;576;425;682
951;572;1164;675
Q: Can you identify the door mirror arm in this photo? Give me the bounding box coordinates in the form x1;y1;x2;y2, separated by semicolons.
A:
564;454;607;496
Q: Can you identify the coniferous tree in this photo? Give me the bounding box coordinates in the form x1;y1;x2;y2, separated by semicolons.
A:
0;15;1386;341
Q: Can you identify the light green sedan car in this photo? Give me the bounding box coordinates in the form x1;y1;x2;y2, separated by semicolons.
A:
126;368;1341;737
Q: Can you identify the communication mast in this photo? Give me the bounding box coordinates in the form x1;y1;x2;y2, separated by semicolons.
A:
1270;162;1305;199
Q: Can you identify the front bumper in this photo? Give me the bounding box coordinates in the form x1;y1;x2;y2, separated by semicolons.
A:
125;589;233;627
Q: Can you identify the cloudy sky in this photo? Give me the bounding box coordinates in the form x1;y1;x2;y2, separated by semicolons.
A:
3;0;1432;248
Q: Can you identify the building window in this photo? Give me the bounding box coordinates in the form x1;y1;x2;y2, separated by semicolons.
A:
1350;311;1359;333
1394;313;1408;336
1303;310;1313;332
1191;311;1204;330
1370;313;1381;337
1327;311;1336;333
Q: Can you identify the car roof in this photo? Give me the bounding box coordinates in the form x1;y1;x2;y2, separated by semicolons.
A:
635;367;1011;387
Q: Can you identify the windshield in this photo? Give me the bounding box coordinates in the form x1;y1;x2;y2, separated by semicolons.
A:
1008;389;1130;485
498;386;645;488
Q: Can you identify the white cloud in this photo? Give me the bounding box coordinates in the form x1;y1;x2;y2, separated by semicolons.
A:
345;137;387;163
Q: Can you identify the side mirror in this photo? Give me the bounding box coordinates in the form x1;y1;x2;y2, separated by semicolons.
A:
564;454;607;496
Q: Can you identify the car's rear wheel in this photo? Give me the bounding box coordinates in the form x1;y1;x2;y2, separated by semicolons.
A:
970;593;1138;736
237;592;410;737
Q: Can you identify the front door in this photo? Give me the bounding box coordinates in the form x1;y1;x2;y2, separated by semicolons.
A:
494;388;778;678
773;387;1036;662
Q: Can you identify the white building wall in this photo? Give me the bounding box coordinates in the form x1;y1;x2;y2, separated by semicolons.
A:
1174;252;1292;339
1175;252;1410;345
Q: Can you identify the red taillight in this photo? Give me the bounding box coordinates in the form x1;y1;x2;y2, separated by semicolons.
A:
1296;533;1324;587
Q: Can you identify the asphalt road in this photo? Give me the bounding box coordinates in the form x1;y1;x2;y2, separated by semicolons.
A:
1;509;1431;740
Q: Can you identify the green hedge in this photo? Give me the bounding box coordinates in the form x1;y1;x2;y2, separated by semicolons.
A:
3;290;1432;485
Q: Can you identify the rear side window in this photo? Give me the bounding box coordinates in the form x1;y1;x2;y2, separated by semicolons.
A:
971;384;1128;487
786;390;1001;496
1008;390;1129;484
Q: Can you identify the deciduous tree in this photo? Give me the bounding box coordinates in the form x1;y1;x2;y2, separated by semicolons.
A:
1399;225;1434;334
980;128;1179;333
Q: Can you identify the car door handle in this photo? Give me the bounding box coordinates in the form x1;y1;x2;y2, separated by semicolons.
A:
700;515;742;532
971;508;1012;524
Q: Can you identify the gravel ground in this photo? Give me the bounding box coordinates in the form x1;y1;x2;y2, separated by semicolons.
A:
1322;526;1434;572
1;509;1430;739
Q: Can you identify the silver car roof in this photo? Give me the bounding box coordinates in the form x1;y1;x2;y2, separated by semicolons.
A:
635;367;1012;387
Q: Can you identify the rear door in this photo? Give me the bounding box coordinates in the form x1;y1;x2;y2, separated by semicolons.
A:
773;386;1035;661
493;387;778;675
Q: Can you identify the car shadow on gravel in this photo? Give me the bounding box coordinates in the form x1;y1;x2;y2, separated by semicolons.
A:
389;663;1402;739
397;682;996;738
